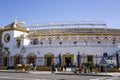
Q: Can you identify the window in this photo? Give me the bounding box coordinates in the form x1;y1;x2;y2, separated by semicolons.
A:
31;42;33;45
10;56;12;62
17;41;20;47
96;37;99;39
33;38;39;45
112;38;116;44
74;41;77;44
49;41;51;44
59;42;62;44
4;34;10;43
16;39;21;48
40;42;43;45
87;55;93;63
97;41;101;44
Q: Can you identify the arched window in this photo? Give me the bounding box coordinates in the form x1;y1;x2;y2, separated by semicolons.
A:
16;39;21;48
33;38;39;45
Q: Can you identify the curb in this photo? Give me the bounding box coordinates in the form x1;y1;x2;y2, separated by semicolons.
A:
55;72;114;77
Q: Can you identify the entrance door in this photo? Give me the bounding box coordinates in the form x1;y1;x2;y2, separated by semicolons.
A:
3;57;8;66
27;55;36;64
15;57;20;64
14;56;22;66
45;54;54;66
65;57;71;67
87;55;94;63
63;54;74;67
28;58;35;64
47;57;52;66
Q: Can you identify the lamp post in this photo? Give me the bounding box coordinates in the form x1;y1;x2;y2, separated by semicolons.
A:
77;51;80;68
59;53;61;66
38;51;41;66
116;50;120;68
20;46;26;64
95;54;98;66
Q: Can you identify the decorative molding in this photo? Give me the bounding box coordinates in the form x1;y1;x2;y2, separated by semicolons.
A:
3;47;10;55
0;27;29;33
28;53;35;55
31;33;120;37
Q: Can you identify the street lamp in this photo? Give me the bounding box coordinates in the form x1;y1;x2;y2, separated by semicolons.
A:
116;50;120;68
20;46;26;64
77;51;80;68
59;53;61;66
95;54;98;66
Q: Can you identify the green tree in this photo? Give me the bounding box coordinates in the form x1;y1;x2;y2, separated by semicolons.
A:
82;62;98;73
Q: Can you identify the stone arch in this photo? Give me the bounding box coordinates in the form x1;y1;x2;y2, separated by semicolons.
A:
95;37;102;44
63;37;69;44
55;36;63;45
111;37;117;45
44;37;53;45
86;37;95;43
40;38;45;45
70;36;78;45
33;38;39;45
102;36;110;43
79;37;86;43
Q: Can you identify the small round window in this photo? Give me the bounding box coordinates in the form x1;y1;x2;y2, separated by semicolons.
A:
4;34;10;43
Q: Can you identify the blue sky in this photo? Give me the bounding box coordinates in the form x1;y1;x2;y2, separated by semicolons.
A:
0;0;120;29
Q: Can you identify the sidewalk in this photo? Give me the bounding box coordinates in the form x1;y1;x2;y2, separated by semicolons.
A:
0;70;28;73
29;71;51;74
0;70;52;74
0;70;120;77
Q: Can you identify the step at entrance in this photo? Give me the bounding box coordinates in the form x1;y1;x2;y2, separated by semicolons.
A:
66;68;72;71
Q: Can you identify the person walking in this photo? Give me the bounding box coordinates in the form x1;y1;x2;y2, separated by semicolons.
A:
63;63;66;71
29;63;33;71
51;63;55;74
33;63;36;71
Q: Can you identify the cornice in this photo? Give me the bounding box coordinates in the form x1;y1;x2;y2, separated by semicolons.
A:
32;33;120;37
0;27;29;33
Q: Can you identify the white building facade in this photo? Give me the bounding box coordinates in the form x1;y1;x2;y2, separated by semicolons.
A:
0;21;120;68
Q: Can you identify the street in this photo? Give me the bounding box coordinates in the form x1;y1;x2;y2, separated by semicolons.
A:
0;72;120;80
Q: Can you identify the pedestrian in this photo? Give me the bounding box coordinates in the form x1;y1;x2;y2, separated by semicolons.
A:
61;65;63;71
29;63;33;71
33;63;36;71
63;63;66;71
55;63;58;73
51;63;55;74
55;66;58;72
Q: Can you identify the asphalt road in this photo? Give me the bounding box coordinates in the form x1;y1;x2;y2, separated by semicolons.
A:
0;72;119;80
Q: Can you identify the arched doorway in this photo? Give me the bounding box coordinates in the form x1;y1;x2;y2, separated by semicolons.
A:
63;54;74;67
